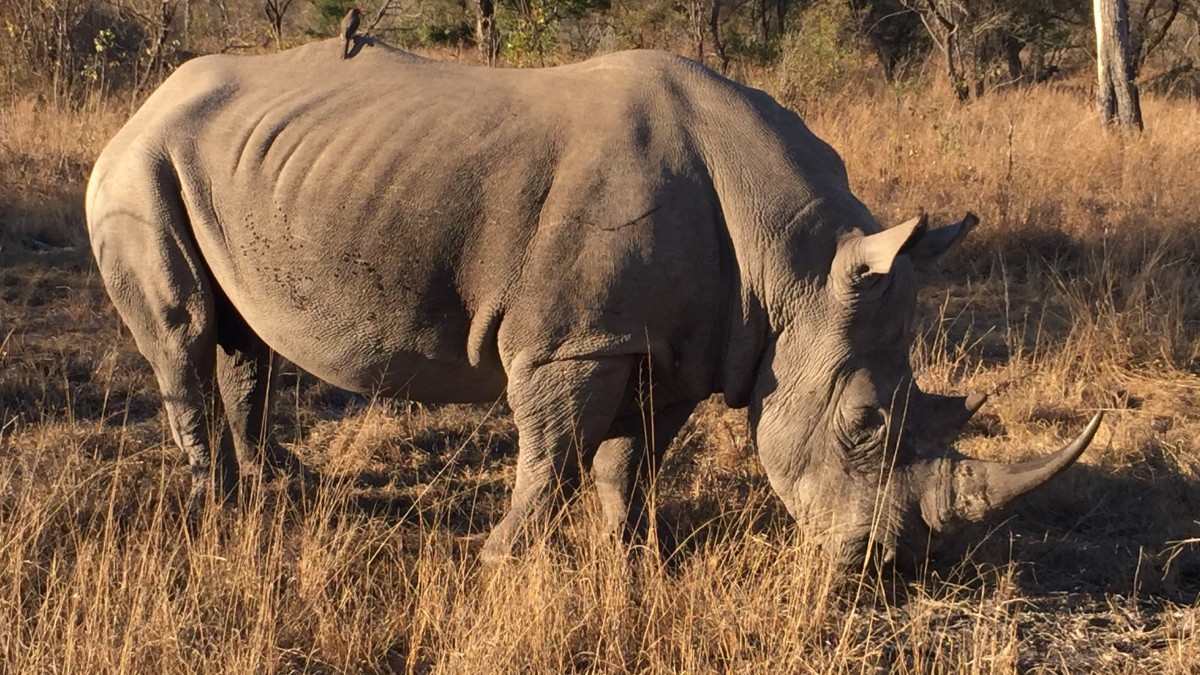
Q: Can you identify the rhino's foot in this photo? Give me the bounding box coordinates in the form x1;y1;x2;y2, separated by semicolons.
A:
268;454;318;482
478;545;514;568
247;442;320;484
648;520;681;565
258;451;323;506
605;515;681;568
479;520;520;567
184;486;207;517
184;470;240;516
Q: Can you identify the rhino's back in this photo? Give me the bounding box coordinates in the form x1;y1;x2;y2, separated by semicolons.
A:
93;44;756;402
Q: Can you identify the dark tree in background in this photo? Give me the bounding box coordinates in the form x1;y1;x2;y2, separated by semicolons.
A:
263;0;295;46
853;0;927;82
901;0;1033;100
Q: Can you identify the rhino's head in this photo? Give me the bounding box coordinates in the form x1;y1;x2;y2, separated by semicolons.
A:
750;212;1101;570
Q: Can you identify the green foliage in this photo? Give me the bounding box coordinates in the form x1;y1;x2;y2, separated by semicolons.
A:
723;28;782;64
500;0;609;66
2;0;1197;108
416;21;475;46
501;0;558;65
608;0;678;50
80;28;118;84
774;0;866;113
552;0;611;20
311;0;359;37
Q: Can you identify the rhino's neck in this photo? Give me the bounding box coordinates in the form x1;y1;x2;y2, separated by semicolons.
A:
705;180;875;409
684;82;878;408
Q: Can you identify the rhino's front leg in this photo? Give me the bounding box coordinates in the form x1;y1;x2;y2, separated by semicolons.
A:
592;402;694;556
480;356;635;564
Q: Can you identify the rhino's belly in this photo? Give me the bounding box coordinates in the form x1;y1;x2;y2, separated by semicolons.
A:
221;273;508;403
285;339;507;403
292;347;509;403
256;316;507;403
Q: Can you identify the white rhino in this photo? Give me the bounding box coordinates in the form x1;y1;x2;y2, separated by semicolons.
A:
85;39;1100;567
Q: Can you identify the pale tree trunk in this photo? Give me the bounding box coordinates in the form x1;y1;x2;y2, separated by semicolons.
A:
687;0;706;62
474;0;499;66
181;0;189;48
1094;0;1144;130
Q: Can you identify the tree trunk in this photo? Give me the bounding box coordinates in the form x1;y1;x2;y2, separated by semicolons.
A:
474;0;498;66
182;0;190;48
1094;0;1144;130
911;0;970;101
687;0;706;62
758;0;769;44
1003;34;1024;81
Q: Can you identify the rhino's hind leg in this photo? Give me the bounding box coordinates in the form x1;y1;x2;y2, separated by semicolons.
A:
214;302;310;484
166;354;240;513
88;173;237;511
137;328;237;512
592;402;694;557
480;356;635;564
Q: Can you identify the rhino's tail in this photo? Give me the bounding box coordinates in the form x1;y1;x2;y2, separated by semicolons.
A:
86;148;216;356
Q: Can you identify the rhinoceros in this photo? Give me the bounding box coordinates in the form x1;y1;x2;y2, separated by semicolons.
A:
85;39;1101;567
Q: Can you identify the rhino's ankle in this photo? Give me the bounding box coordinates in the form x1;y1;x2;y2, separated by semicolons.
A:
184;473;239;515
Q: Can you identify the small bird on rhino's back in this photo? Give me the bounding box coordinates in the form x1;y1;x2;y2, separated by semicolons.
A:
340;7;361;59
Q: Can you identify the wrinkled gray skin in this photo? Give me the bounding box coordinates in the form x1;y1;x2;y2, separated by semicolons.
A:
86;39;1101;568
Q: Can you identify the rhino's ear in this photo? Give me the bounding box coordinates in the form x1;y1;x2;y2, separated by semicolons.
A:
834;213;928;280
906;212;979;270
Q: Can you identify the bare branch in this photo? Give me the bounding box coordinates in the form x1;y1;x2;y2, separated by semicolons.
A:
368;0;423;32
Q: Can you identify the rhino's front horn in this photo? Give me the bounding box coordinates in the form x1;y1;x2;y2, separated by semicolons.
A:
921;412;1103;531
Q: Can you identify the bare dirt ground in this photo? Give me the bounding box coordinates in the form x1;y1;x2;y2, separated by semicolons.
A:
2;84;1199;672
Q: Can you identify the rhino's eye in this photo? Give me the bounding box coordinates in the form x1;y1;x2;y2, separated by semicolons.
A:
839;406;886;449
854;408;886;440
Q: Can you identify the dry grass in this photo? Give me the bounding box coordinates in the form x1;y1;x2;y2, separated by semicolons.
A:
2;67;1200;672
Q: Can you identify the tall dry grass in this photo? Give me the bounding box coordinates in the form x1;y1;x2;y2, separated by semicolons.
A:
0;97;127;253
1;65;1200;672
0;426;1046;673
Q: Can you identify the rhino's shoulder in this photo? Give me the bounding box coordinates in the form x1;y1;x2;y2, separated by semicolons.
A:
567;49;707;74
559;50;742;95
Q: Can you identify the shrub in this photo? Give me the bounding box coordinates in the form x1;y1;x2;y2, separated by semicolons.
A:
772;0;868;114
310;0;358;38
417;21;475;47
